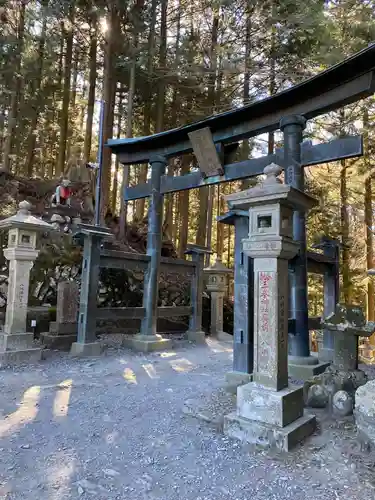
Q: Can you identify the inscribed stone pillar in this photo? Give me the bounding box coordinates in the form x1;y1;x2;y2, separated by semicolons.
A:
204;259;232;341
185;245;211;343
223;164;316;451
0;201;53;366
41;280;79;350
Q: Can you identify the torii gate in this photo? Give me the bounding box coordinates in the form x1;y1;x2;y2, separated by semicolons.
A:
107;45;375;371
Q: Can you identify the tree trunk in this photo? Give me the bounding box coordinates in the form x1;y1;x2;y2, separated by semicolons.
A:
155;0;167;133
364;107;374;322
66;45;79;161
83;22;97;163
268;5;276;156
197;7;219;253
178;157;190;258
3;0;26;173
164;0;181;235
119;0;143;236
241;5;253;187
100;2;117;222
25;0;48;177
111;94;123;215
56;4;75;177
135;0;157;221
340;159;351;304
0;109;5;164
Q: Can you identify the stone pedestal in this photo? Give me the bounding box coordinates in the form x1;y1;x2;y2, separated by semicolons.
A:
123;334;172;353
41;281;78;350
288;356;330;380
204;259;232;341
223;164;316;451
0;201;53;366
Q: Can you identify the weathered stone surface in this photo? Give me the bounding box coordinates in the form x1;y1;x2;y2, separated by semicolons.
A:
304;366;367;403
355;380;375;446
70;342;103;357
306;384;329;408
322;304;375;371
237;382;304;427
224;411;316;452
225;371;252;394
123;334;172;352
332;390;353;417
0;202;52;365
186;330;206;344
288;360;330;381
56;281;79;324
0;347;42;367
223;165;316;451
0;332;34;351
40;332;77;351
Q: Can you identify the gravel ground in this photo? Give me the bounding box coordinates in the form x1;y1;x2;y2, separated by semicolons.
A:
1;337;375;500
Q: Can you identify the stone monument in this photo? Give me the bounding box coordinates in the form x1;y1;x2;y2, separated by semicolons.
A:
204;259;232;341
41;281;79;350
223;163;316;451
0;201;53;366
304;305;375;415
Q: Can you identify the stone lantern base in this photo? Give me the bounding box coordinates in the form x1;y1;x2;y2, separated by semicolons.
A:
123;334;172;353
0;332;42;367
224;382;316;451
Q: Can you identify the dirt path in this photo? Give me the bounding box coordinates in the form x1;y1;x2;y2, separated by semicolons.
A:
0;338;374;499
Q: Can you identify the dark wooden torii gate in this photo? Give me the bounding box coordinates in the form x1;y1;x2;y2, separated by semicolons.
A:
107;45;375;362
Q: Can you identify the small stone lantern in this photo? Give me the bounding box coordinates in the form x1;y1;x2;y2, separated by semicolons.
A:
0;201;53;365
204;259;232;341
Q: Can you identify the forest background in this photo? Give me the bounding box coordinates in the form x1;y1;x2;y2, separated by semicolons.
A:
0;0;375;319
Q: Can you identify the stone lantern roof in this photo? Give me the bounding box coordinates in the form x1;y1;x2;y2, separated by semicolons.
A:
0;201;53;232
204;258;232;275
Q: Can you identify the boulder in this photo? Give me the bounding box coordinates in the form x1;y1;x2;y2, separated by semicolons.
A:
354;380;375;446
332;390;353;417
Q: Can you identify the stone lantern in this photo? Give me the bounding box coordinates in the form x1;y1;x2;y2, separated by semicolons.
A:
0;201;53;365
223;163;317;451
204;259;232;341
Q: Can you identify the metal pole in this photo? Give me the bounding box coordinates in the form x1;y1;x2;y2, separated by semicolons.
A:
94;100;106;226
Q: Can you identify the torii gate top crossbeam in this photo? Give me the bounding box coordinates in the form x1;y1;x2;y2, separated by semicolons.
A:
107;45;375;165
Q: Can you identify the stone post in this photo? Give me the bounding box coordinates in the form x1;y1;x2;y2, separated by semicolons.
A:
185;244;211;343
0;201;53;366
70;224;114;357
280;115;329;379
124;156;172;352
218;210;254;393
41;281;79;350
204;259;232;341
223;164;316;451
